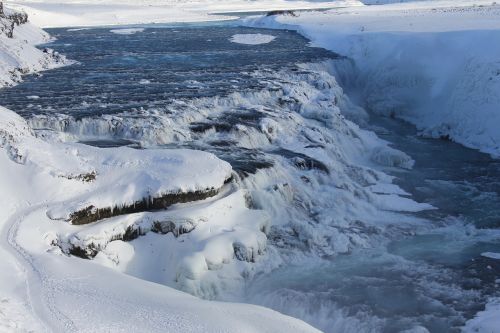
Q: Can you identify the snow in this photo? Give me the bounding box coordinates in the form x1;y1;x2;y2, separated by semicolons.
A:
0;105;319;333
244;1;500;157
7;0;363;28
230;33;276;45
0;8;324;332
110;28;145;35
463;298;500;333
3;1;499;331
0;10;68;87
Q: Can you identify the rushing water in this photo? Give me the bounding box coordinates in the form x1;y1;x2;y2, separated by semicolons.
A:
1;25;499;333
245;115;500;332
0;25;333;118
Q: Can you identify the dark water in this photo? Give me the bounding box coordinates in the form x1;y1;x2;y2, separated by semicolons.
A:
0;25;334;118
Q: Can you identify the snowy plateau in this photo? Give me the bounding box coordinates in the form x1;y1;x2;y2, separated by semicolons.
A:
0;1;500;333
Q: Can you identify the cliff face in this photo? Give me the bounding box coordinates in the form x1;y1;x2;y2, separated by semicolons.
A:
0;3;28;38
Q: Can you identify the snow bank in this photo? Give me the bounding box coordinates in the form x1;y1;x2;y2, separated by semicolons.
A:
46;148;232;225
244;2;500;156
0;7;68;87
230;33;276;45
7;0;363;28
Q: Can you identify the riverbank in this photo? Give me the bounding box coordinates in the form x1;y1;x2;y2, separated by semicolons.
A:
243;1;500;158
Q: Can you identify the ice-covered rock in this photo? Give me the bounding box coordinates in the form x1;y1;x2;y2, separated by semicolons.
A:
371;145;415;169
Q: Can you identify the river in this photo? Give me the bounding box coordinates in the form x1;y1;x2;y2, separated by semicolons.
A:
1;24;498;333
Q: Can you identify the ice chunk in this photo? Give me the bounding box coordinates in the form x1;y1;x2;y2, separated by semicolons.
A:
229;34;276;45
110;28;145;35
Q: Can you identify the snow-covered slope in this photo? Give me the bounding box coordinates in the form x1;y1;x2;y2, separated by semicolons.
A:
0;6;67;86
244;1;500;157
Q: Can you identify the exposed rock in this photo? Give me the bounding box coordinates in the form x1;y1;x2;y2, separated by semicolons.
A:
60;171;97;183
266;10;297;17
69;187;222;225
0;4;28;39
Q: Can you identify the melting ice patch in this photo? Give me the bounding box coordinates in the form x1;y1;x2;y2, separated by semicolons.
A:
110;28;145;35
230;34;276;45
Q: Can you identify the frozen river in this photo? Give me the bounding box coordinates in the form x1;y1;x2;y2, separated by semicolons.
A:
1;24;498;333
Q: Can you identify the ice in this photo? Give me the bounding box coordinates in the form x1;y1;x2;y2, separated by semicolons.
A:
230;33;276;45
481;252;500;260
110;28;145;35
463;298;500;333
370;145;415;169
